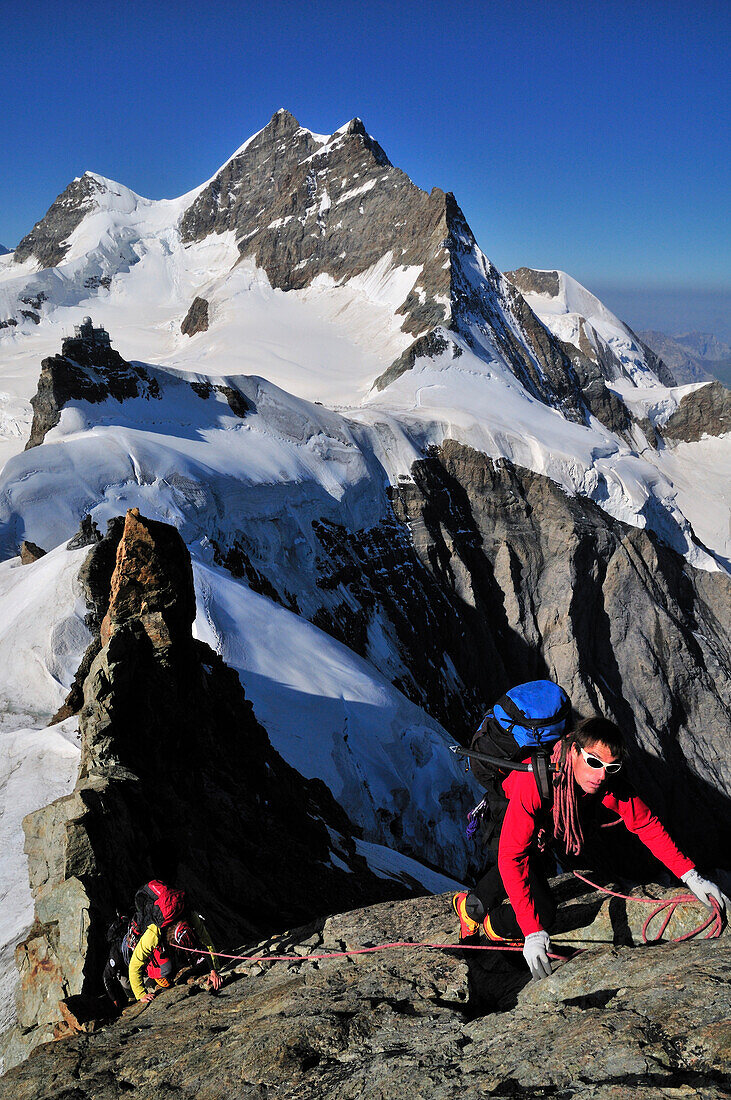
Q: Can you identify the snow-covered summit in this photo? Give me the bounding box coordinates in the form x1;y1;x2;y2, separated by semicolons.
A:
0;110;728;571
506;267;676;389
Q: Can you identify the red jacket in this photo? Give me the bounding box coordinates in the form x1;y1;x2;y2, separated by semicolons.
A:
498;769;694;936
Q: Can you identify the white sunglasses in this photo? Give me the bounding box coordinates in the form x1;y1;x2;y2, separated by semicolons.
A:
577;745;622;774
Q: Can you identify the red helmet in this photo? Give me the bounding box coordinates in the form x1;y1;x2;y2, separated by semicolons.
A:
169;920;196;951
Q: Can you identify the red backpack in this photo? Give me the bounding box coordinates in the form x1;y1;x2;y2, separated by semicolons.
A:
130;880;186;937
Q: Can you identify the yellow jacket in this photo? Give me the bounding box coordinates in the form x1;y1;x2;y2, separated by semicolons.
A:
129;912;218;1000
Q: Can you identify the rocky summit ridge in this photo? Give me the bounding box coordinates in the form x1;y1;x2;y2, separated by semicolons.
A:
1;885;729;1098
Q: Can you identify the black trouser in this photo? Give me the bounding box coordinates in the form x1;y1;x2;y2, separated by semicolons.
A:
465;853;557;939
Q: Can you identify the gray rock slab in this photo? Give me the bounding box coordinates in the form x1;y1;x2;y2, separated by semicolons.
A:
1;890;728;1099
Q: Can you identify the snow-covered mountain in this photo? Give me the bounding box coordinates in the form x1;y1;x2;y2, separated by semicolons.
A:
505;267;676;388
1;110;730;1051
2;111;726;563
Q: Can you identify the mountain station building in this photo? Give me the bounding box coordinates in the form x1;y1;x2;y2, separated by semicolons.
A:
62;316;112;356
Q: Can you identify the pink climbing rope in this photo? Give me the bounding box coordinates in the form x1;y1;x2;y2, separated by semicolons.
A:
551;739;583;855
571;871;724;943
172;939;566;963
171;872;723;970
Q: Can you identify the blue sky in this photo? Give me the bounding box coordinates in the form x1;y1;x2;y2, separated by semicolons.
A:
2;0;729;335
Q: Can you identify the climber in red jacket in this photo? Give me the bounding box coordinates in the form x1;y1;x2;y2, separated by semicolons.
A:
453;715;729;980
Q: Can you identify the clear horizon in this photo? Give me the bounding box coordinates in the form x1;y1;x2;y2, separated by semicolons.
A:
2;0;729;338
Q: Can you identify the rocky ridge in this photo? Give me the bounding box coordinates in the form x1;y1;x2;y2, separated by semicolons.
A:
1;509;413;1071
22;332;256;454
25;343;161;449
14;174;103;270
1;884;728;1097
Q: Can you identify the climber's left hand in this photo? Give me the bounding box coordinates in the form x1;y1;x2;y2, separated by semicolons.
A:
681;869;730;914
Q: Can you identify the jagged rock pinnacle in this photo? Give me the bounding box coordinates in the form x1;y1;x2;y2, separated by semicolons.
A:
99;508;195;648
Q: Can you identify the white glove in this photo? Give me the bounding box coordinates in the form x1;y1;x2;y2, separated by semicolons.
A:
522;930;552;980
681;869;730;914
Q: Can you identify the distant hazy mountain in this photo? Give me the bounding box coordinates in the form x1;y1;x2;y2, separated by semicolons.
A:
639;330;731;386
676;331;731;360
0;244;11;256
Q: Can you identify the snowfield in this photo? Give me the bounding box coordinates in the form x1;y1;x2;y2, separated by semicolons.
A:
0;719;81;1036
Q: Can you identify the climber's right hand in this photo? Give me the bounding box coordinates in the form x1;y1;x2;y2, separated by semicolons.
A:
522;930;552;980
140;991;156;1004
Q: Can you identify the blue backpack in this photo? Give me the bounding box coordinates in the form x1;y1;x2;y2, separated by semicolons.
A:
454;680;571;803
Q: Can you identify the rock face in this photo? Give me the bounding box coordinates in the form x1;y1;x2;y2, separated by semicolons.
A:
387;442;731;869
19;540;46;564
97;508;195;650
14;175;102;269
507;267;562;298
1;884;728;1098
180;296;209;336
2;510;409;1070
506;266;677;390
555;334;633;435
25;343;160;449
213;498;506;743
660;380;731;442
234;440;731;868
66;514;103;551
178;110;590;421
